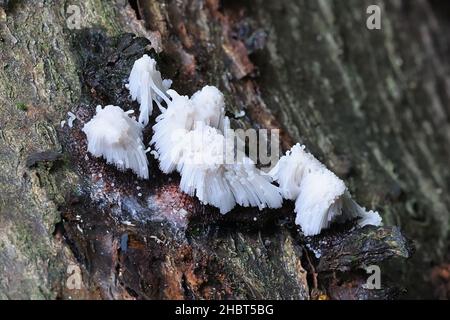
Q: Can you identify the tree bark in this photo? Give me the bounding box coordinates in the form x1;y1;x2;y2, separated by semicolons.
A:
0;0;447;299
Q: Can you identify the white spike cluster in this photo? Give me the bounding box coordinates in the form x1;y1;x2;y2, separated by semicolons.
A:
225;157;283;210
340;194;383;227
151;86;226;174
190;85;226;129
269;143;382;236
172;124;282;214
127;54;172;126
82;54;382;235
177;125;236;213
151;86;283;214
151;90;196;173
82;105;149;179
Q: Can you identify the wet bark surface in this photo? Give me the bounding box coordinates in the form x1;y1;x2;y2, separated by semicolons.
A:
0;0;448;299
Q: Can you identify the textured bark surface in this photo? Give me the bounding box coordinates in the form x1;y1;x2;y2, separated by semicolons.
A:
0;0;448;299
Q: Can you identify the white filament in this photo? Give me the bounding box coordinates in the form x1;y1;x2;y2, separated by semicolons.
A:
127;54;171;126
82;105;149;179
173;124;283;214
270;143;382;236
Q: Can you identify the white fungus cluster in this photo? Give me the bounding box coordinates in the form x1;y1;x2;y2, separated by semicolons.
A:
151;86;226;174
151;87;282;214
269;144;382;236
81;54;382;235
127;54;172;126
82;105;149;179
174;124;282;213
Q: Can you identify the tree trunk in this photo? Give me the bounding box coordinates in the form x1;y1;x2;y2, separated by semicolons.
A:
0;0;447;299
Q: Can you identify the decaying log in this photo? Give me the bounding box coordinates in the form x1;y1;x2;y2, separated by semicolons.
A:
0;0;448;299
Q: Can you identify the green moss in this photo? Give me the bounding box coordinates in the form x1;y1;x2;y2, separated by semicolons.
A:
60;152;72;169
15;102;27;111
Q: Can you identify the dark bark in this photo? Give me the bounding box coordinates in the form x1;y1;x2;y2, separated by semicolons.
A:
0;0;448;299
